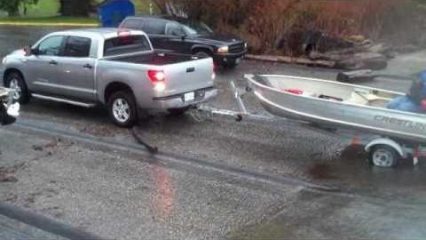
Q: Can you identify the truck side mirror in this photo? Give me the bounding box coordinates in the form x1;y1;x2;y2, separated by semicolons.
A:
24;46;38;56
31;48;39;56
24;46;32;56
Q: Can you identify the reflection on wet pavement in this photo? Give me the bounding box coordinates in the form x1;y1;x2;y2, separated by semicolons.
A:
152;164;175;219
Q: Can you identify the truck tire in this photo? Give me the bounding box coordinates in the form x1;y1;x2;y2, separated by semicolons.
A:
193;51;211;58
107;90;137;128
369;145;399;168
5;72;30;104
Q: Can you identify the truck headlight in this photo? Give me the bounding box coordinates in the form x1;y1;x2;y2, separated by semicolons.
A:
217;46;229;54
2;57;6;64
244;42;248;49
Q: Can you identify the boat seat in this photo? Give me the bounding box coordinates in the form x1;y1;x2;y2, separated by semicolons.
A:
346;89;392;107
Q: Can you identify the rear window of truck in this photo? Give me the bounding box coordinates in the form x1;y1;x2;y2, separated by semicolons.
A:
104;35;152;56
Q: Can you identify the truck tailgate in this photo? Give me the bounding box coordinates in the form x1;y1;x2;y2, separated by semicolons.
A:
160;57;214;96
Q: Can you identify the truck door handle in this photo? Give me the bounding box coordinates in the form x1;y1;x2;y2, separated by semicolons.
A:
49;60;58;65
186;67;195;73
83;64;93;69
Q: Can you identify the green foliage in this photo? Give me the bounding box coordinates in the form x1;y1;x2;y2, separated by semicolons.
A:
0;0;38;16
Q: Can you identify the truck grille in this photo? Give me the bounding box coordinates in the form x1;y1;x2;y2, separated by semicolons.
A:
229;43;245;53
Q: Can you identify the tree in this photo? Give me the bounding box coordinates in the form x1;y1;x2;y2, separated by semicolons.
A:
59;0;95;17
0;0;38;16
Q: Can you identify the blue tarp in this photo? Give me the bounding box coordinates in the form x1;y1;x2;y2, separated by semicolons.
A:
98;0;135;27
387;71;426;113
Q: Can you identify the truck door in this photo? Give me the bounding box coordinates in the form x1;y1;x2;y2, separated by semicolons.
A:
25;35;66;94
164;22;192;54
56;36;96;101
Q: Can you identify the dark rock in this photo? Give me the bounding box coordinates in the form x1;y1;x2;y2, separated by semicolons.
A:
32;145;43;151
0;174;18;183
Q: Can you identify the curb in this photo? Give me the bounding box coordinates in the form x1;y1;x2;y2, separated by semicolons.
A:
0;202;105;240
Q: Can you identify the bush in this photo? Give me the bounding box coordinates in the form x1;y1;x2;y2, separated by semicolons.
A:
152;0;424;56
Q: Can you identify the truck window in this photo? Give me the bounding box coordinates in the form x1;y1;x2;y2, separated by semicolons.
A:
142;20;165;35
104;35;152;56
120;19;142;30
37;36;65;56
63;36;91;58
165;22;185;36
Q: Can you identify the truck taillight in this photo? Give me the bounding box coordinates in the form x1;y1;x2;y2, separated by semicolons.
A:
148;70;165;82
148;70;166;92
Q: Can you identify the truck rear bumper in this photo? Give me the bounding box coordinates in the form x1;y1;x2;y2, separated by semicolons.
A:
152;87;217;110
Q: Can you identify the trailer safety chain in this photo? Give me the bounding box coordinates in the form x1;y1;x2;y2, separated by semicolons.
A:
188;106;214;122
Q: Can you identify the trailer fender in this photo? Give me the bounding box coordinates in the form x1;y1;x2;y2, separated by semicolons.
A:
365;138;405;158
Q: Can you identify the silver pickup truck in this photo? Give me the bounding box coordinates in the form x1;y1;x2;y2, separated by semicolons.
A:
0;28;217;127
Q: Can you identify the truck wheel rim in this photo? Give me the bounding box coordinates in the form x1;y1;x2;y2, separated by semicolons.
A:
9;79;21;101
112;98;130;123
372;149;394;167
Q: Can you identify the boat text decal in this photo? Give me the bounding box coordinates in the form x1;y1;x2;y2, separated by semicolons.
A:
374;115;426;131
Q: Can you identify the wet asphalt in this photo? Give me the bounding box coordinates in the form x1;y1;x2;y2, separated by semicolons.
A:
1;26;426;239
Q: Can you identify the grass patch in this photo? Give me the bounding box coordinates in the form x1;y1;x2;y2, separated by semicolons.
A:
0;0;156;26
24;0;60;17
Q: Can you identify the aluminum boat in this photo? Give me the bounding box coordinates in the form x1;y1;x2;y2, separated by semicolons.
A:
245;74;426;144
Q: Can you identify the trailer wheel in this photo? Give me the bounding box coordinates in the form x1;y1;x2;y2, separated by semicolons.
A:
369;145;399;168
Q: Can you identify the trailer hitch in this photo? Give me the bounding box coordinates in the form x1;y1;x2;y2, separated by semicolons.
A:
190;80;252;122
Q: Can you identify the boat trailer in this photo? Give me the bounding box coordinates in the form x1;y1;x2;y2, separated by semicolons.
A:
192;77;426;168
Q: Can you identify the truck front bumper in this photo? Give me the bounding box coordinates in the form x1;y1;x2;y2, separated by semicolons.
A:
214;51;247;66
152;87;218;110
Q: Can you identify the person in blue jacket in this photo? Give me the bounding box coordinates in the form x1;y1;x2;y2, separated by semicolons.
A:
387;71;426;113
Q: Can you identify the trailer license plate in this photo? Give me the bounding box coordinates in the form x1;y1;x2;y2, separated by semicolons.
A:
184;92;195;102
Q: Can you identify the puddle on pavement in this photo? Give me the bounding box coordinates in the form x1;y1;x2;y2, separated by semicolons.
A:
227;221;288;240
305;144;426;201
307;163;336;180
306;145;365;180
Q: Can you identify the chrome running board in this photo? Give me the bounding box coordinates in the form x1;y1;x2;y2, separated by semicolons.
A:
32;94;96;108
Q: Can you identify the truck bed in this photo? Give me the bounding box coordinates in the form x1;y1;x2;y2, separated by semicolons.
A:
109;52;206;66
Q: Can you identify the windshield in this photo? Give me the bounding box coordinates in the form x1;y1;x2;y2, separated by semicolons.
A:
181;21;213;35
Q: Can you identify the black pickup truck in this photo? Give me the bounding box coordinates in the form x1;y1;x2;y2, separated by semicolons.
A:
120;16;247;68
